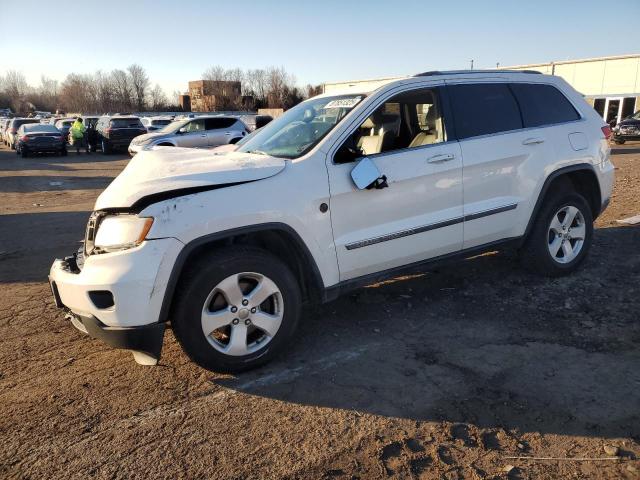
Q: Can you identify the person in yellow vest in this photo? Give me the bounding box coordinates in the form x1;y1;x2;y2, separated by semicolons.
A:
69;117;88;155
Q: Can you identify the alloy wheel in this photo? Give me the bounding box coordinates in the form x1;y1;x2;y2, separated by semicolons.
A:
201;272;284;356
547;205;586;264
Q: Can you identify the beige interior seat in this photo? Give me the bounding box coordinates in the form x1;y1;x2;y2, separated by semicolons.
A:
409;106;442;148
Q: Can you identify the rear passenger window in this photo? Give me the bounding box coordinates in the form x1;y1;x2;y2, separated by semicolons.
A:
205;118;237;130
510;83;580;127
448;83;522;139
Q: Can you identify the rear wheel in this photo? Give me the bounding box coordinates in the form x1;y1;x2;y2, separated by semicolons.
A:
614;139;626;145
60;147;67;156
172;247;301;372
20;147;28;158
521;190;593;276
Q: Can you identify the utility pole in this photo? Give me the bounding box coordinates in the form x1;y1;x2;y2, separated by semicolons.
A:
496;62;500;68
470;59;474;70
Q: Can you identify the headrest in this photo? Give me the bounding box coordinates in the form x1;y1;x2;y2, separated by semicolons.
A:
361;110;384;130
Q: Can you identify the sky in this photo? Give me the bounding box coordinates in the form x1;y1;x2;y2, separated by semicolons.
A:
1;0;639;97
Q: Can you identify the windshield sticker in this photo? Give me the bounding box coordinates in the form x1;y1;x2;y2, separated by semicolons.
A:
324;97;362;109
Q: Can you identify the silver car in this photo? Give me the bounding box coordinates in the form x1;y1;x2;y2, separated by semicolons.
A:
128;115;248;155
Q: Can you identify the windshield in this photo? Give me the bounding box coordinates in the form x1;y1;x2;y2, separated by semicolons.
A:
158;119;189;134
631;111;640;120
237;94;365;159
151;119;171;126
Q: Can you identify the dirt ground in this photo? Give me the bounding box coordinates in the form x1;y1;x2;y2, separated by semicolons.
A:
0;142;638;480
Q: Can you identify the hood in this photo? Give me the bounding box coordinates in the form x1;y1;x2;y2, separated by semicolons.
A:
95;147;285;210
133;131;173;144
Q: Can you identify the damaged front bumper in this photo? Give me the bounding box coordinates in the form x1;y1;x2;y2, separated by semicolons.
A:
48;238;183;364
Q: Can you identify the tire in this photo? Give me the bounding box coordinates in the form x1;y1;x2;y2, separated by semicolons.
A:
21;147;28;158
614;139;625;145
172;247;301;373
60;147;67;156
101;139;112;154
520;190;593;276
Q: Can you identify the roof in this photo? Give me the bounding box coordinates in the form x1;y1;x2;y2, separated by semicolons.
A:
500;53;640;69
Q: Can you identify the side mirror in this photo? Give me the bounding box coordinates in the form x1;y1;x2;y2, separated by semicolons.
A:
178;127;187;134
351;157;388;190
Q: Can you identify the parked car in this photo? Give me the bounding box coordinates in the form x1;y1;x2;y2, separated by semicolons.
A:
54;118;77;143
50;70;614;371
128;115;248;155
15;123;66;157
140;116;173;132
1;118;11;145
6;118;41;149
95;115;147;154
612;110;640;144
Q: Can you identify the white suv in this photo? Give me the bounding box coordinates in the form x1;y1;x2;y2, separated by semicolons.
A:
49;70;615;371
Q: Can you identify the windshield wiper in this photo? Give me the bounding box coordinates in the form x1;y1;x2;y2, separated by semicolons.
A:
247;150;269;155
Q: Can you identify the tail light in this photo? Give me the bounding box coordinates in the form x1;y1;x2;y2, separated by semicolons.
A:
21;135;29;142
104;128;111;134
601;125;612;140
10;128;17;134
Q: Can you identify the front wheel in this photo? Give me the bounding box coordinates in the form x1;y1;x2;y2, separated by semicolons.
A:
172;247;301;372
614;139;625;145
521;191;593;276
21;147;28;158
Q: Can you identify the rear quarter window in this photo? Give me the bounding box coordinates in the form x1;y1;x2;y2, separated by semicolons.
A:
448;83;523;139
205;118;237;130
510;83;580;127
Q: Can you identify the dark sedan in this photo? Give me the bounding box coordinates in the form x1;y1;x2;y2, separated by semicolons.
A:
15;124;67;157
613;110;640;144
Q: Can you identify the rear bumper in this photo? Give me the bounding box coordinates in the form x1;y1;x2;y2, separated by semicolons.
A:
613;133;640;141
108;138;136;148
23;143;65;152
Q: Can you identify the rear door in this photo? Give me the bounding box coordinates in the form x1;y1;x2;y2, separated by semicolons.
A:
205;118;239;145
446;81;555;248
327;85;464;281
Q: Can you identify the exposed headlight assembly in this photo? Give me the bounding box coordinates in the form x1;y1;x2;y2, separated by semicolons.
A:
86;213;154;254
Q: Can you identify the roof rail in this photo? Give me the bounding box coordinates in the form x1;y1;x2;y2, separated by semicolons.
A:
414;69;542;77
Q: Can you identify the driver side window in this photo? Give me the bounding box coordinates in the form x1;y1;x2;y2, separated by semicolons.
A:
184;119;205;133
334;88;445;164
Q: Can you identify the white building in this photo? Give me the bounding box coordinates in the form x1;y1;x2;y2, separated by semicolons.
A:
323;54;640;125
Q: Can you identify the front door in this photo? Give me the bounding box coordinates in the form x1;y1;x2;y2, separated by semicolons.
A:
327;86;463;281
175;119;207;148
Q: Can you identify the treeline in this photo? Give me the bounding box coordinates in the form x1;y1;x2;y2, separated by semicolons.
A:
201;65;323;110
0;64;324;115
0;64;174;115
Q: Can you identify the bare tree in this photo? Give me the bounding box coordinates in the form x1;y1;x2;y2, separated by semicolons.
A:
127;64;149;111
3;71;29;112
59;73;94;113
110;69;133;112
149;84;168;111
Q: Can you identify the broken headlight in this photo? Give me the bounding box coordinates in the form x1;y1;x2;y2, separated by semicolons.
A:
89;214;154;254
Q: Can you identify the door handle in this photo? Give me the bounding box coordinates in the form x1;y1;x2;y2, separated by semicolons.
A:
522;137;544;145
200;134;207;137
224;132;232;135
427;153;455;163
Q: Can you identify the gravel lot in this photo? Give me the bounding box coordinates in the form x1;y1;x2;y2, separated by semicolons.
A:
0;143;639;479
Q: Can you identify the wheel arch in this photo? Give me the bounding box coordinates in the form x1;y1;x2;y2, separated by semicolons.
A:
523;164;602;242
158;223;325;324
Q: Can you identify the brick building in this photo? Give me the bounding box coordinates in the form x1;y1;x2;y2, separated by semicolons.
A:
188;80;242;112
